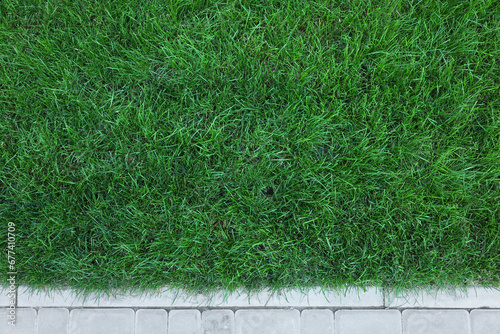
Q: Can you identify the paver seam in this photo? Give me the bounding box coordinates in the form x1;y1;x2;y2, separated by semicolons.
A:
34;308;38;333
399;308;403;333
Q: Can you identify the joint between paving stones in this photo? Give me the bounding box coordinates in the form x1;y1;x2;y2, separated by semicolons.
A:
383;286;386;308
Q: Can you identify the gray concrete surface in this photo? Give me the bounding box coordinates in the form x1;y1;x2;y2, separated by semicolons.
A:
202;310;234;334
1;286;500;333
38;308;68;334
136;309;167;334
336;310;402;334
301;309;334;334
402;310;470;334
470;310;500;334
0;308;36;334
0;285;14;307
387;287;500;308
235;309;300;334
16;286;383;308
168;309;202;334
69;308;134;334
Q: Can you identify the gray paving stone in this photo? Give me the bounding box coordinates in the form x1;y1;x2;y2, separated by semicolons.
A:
202;310;234;334
402;310;469;334
336;310;401;334
136;309;168;334
301;309;334;334
18;286;93;307
0;308;36;334
17;285;382;307
470;310;500;334
0;291;8;307
237;287;383;307
38;308;68;334
235;309;300;334
169;310;202;334
1;285;14;307
387;287;500;308
69;308;134;334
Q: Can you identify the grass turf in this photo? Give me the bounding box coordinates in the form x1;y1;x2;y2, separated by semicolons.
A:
1;0;499;296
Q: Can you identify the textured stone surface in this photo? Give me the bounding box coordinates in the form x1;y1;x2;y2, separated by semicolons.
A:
69;309;134;334
301;309;334;334
336;310;402;334
169;309;202;334
235;309;300;334
0;308;36;334
38;308;69;334
470;310;500;334
7;285;500;334
219;286;383;307
202;310;234;334
387;287;500;308
17;285;383;307
136;309;168;334
402;310;469;334
18;286;96;307
0;285;15;307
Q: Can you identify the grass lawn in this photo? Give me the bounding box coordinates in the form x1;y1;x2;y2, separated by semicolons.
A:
1;0;499;296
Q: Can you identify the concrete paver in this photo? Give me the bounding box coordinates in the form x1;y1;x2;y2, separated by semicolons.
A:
18;286;93;307
0;308;36;334
387;287;500;308
38;308;69;334
235;309;300;334
3;286;500;334
0;285;14;307
69;308;134;334
402;310;470;334
470;310;500;334
336;310;402;334
301;309;334;334
136;309;168;334
17;285;383;308
202;310;234;334
169;309;202;334
224;287;383;307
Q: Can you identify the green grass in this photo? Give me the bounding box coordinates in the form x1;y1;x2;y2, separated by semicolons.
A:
1;0;500;297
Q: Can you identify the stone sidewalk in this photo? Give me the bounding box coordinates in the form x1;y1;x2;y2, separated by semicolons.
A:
1;286;500;333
